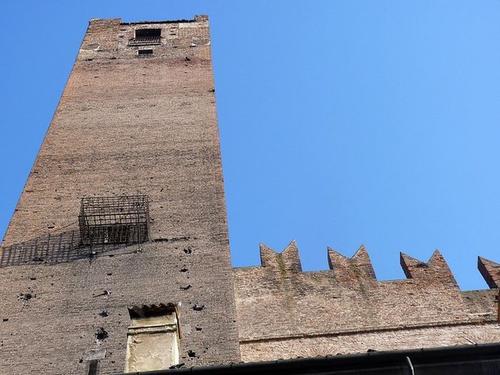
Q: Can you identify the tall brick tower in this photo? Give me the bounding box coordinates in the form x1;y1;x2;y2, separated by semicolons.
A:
0;16;240;374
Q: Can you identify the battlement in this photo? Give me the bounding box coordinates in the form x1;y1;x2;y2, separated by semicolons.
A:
243;241;497;289
259;241;302;273
234;242;500;362
478;257;500;289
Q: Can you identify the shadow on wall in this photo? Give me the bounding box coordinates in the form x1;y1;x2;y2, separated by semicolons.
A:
1;194;152;267
0;229;143;267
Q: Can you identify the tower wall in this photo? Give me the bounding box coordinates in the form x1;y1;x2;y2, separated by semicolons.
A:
0;16;240;374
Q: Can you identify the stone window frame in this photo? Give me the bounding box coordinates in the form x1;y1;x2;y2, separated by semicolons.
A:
124;303;180;373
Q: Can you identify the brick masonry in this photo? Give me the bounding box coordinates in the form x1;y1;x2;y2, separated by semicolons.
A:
1;15;499;374
234;242;500;362
0;16;240;374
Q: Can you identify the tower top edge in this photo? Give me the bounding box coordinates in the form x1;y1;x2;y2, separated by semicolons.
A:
89;15;208;26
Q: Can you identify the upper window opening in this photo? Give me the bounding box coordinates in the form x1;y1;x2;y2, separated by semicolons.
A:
129;28;162;46
136;28;161;40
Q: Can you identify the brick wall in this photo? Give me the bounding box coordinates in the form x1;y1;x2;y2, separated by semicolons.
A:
0;16;241;374
234;242;500;362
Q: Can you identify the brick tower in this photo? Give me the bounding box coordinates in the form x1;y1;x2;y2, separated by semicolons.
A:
2;14;500;375
0;16;240;374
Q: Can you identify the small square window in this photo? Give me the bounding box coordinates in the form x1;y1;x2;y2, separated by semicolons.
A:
137;49;153;57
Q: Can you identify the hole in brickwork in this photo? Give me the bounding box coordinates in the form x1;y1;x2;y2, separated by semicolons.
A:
17;288;35;302
95;327;109;341
192;304;204;311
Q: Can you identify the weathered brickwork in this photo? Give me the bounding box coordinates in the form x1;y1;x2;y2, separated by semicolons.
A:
479;257;500;289
240;323;500;362
0;16;240;374
1;15;499;374
234;242;500;362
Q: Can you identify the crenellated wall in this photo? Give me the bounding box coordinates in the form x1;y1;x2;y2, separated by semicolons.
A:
234;242;500;362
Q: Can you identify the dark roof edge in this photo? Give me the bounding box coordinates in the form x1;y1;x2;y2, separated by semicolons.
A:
125;342;500;374
120;20;195;25
120;15;208;25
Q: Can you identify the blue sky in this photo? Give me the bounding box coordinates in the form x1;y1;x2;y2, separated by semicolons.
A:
1;1;499;290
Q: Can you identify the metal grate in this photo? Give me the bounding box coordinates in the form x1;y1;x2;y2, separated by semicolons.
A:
78;195;149;246
129;36;161;46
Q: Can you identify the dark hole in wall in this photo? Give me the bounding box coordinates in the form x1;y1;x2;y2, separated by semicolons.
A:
136;28;161;39
138;49;153;56
192;304;205;311
95;327;108;341
128;303;176;319
17;290;34;302
88;359;99;375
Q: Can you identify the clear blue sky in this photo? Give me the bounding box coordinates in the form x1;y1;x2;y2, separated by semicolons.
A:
1;1;499;290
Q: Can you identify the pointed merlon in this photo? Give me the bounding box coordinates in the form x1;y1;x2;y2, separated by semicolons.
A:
478;256;500;289
259;240;302;273
352;245;376;278
327;245;376;282
327;247;350;269
400;250;457;286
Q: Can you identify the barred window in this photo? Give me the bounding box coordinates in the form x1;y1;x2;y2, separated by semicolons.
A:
129;28;161;46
